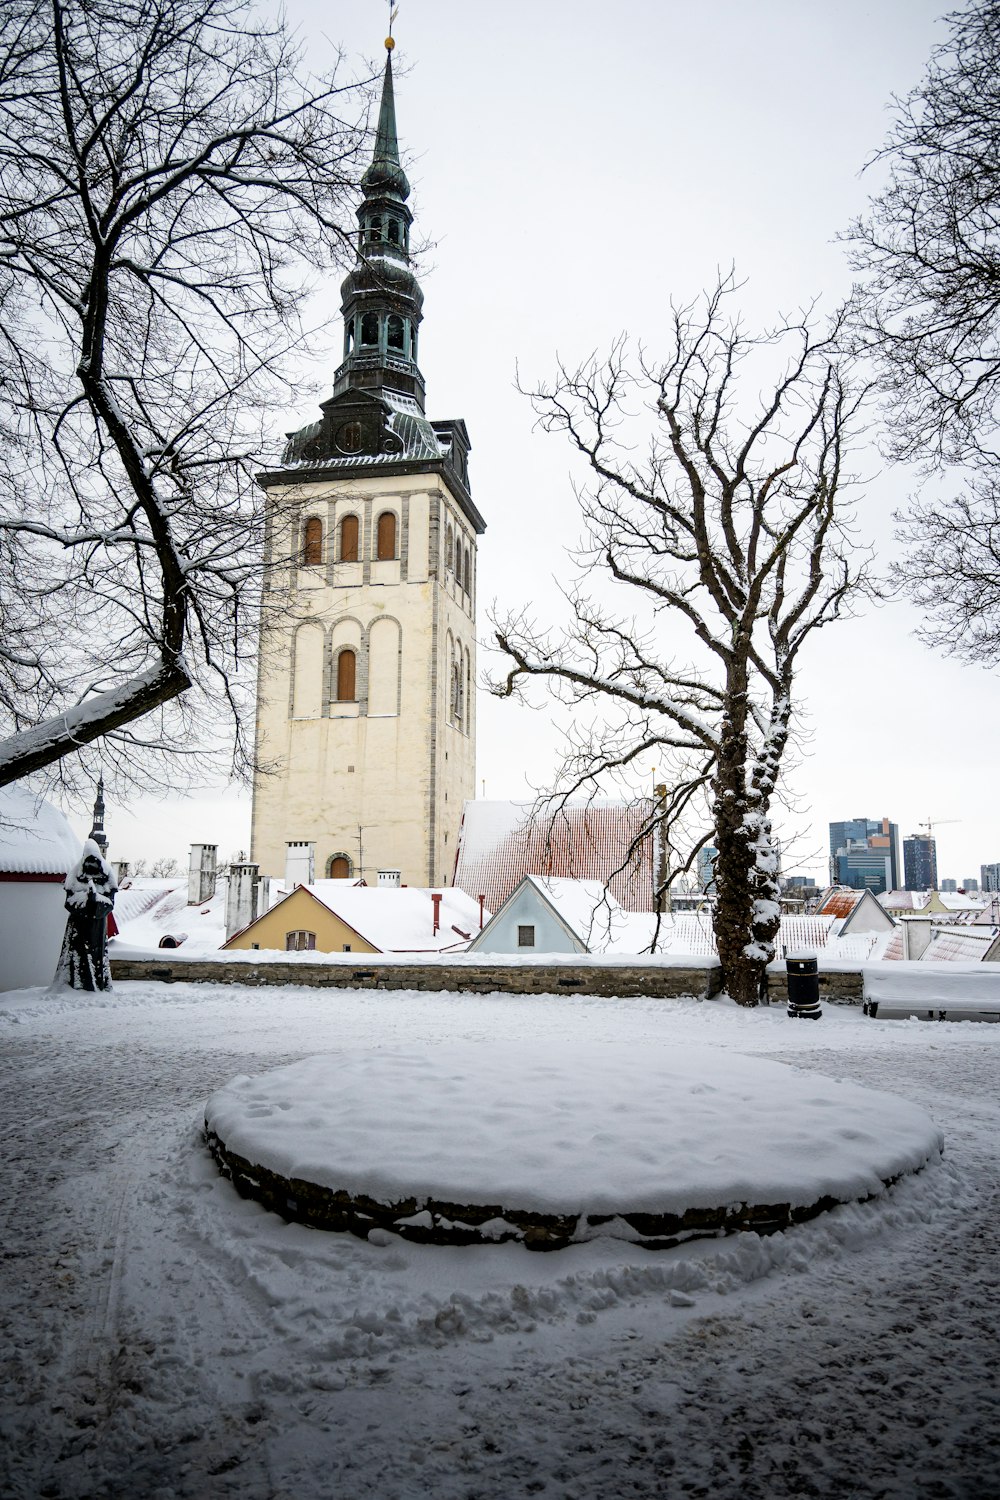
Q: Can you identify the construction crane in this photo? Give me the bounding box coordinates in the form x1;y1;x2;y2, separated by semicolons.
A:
918;818;961;838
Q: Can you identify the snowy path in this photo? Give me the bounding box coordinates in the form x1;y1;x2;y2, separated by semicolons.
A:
1;984;998;1498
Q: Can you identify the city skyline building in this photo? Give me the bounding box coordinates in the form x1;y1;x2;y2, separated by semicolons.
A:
828;817;901;894
903;834;938;891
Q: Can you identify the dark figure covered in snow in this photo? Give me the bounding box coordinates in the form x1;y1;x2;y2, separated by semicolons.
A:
55;839;118;991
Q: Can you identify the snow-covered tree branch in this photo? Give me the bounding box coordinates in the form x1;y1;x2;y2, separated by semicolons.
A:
0;0;373;794
492;277;872;1005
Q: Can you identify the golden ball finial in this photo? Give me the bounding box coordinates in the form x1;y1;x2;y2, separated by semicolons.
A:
385;35;395;50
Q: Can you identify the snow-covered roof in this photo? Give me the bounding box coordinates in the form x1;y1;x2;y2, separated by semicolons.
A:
280;882;489;953
936;891;986;911
0;784;81;876
454;800;656;917
920;927;999;963
880;890;932;911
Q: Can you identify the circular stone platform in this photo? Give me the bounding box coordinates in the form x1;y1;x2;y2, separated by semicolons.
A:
204;1042;943;1250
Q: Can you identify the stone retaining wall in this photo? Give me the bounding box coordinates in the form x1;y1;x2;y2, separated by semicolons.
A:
111;955;724;998
110;955;864;1003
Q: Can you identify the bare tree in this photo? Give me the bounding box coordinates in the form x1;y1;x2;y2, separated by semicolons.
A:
0;0;372;795
845;0;1000;470
493;279;870;1006
844;1;1000;665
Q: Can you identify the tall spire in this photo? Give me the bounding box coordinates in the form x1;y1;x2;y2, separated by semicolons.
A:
89;775;108;856
362;43;410;201
327;33;426;410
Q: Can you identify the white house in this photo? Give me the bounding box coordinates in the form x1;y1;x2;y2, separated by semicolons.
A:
0;785;82;990
467;876;650;956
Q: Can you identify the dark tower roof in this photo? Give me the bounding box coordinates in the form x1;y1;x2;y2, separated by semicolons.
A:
361;46;410;200
262;36;484;536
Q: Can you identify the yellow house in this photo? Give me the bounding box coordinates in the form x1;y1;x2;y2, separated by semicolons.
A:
222;881;486;955
224;886;377;954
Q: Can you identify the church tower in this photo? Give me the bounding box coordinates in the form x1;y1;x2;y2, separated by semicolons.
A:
250;39;484;887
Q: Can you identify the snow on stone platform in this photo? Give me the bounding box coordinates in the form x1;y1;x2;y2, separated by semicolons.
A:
205;1040;943;1245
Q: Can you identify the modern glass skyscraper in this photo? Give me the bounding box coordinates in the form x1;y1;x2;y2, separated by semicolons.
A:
903;835;938;891
828;817;901;893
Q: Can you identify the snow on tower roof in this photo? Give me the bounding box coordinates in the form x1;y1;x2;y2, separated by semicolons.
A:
0;783;81;877
454;800;655;917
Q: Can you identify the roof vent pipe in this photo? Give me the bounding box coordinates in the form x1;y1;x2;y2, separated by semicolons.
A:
478;894;485;930
432;892;442;935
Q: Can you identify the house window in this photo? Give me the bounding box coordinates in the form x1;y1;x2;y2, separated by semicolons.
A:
517;925;536;948
336;648;357;702
302;516;323;566
328;854;352;879
340;513;359;561
342;944;352;952
376;511;397;560
285;931;316;951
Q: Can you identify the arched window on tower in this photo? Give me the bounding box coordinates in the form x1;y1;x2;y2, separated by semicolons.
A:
409;325;417;359
463;546;471;595
445;524;453;575
327;854;353;879
336;648;357;702
370;214;383;241
345;321;355;354
302;516;323;566
387;219;400;246
339;513;359;562
376;511;397;560
360;312;379;346
454;532;462;577
387;314;405;351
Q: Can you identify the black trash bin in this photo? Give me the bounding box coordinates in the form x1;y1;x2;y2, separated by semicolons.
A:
786;951;822;1020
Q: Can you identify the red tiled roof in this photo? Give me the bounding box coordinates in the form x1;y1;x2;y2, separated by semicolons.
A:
454;800;655;915
815;888;863;919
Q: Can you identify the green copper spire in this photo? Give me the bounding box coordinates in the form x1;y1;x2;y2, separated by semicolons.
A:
361;44;410;201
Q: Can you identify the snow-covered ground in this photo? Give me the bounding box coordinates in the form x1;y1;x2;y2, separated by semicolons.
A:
1;980;998;1498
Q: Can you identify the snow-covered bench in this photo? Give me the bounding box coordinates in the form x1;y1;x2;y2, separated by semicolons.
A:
863;964;1000;1023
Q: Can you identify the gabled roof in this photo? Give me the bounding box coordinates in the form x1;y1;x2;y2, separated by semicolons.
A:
454;799;655;916
226;883;488;954
814;887;864;919
0;784;81;877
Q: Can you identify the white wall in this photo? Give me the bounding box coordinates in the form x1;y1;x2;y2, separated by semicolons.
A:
0;882;67;990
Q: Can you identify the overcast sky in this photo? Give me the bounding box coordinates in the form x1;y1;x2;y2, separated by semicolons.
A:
81;0;1000;887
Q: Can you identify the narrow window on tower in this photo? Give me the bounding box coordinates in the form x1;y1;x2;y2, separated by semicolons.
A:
387;219;400;246
454;532;462;577
336;648;357;702
445;524;453;574
302;516;323;566
376;511;397;560
387;314;405;351
370;215;383;241
463;546;471;594
360;312;379;346
340;513;359;561
345;320;355;354
409;325;417;359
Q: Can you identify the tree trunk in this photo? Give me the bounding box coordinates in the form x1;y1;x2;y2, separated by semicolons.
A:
711;697;767;1007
